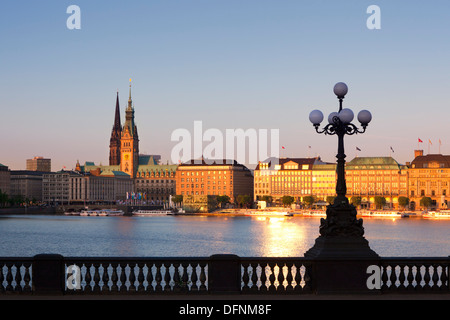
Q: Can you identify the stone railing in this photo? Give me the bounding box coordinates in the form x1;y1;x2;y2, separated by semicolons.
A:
0;254;449;295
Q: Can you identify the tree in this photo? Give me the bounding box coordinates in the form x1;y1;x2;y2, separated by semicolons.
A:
236;195;252;208
374;196;386;209
420;197;432;209
281;196;294;207
0;189;8;207
217;195;231;208
398;196;409;210
350;196;362;208
261;195;273;205
172;195;183;205
326;196;336;205
302;196;315;208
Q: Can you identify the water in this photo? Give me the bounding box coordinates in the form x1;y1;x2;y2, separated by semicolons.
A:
0;214;449;257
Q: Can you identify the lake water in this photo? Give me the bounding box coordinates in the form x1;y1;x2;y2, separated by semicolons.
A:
0;214;449;257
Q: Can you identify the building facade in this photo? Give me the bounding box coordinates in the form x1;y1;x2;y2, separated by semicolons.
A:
345;156;409;209
408;150;450;209
0;163;10;195
10;170;45;202
176;159;253;203
43;170;133;204
254;157;330;203
26;157;51;172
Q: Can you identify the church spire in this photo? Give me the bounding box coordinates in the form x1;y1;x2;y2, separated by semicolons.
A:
113;91;121;129
109;90;122;166
127;78;133;110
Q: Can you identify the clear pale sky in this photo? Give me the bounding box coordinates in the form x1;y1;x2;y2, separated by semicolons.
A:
1;1;450;170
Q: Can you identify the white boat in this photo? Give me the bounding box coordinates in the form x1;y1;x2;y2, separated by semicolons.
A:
132;210;172;216
359;211;401;218
301;210;326;217
422;211;450;219
100;209;124;216
244;211;293;217
80;210;99;216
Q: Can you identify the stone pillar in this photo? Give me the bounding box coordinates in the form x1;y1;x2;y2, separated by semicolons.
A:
32;254;65;295
208;254;241;294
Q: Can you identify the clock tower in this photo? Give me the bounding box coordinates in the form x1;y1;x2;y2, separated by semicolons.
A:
120;80;139;178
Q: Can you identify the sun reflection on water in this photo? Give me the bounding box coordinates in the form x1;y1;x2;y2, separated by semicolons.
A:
251;217;309;257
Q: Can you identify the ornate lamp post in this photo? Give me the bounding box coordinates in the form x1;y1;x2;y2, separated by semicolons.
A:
305;82;378;258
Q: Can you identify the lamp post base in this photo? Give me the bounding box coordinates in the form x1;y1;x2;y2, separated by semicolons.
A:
304;202;379;259
304;235;379;259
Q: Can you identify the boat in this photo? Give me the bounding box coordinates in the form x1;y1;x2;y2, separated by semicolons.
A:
301;210;326;217
100;209;124;216
80;210;99;216
422;210;450;219
359;211;401;218
243;210;293;217
132;210;173;216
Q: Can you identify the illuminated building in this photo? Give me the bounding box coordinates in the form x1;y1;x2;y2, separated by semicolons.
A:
254;157;328;203
408;149;450;209
176;159;253;203
345;156;408;209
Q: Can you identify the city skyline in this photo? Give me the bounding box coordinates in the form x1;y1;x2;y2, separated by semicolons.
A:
2;1;450;170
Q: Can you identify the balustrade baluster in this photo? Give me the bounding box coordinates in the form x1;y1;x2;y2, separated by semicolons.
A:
398;264;406;290
432;264;440;290
423;264;432;290
190;264;198;291
199;262;207;291
110;263;119;292
137;263;145;292
146;264;155;292
250;263;259;292
260;263;268;292
128;263;137;292
119;263;127;292
285;262;294;292
23;262;31;292
102;264;110;292
180;263;189;292
5;263;13;292
172;262;181;292
276;264;285;292
302;263;312;292
0;264;4;293
154;263;163;292
268;263;276;292
406;264;415;290
84;264;92;292
163;264;171;292
442;264;449;291
242;263;250;291
294;263;302;292
93;263;101;292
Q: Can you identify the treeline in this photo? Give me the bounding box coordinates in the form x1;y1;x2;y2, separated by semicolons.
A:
0;189;37;207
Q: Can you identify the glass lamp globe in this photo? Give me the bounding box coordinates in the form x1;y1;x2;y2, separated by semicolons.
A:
358;110;372;125
309;110;324;125
328;112;339;124
339;108;354;124
333;82;348;98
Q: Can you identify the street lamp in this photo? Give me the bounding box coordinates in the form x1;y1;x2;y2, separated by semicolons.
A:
305;82;378;258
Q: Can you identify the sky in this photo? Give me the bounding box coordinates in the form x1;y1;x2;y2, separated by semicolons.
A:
1;1;450;170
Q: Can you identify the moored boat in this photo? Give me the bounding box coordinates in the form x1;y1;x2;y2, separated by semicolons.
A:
301;210;326;217
244;210;293;217
422;210;450;219
132;210;172;216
